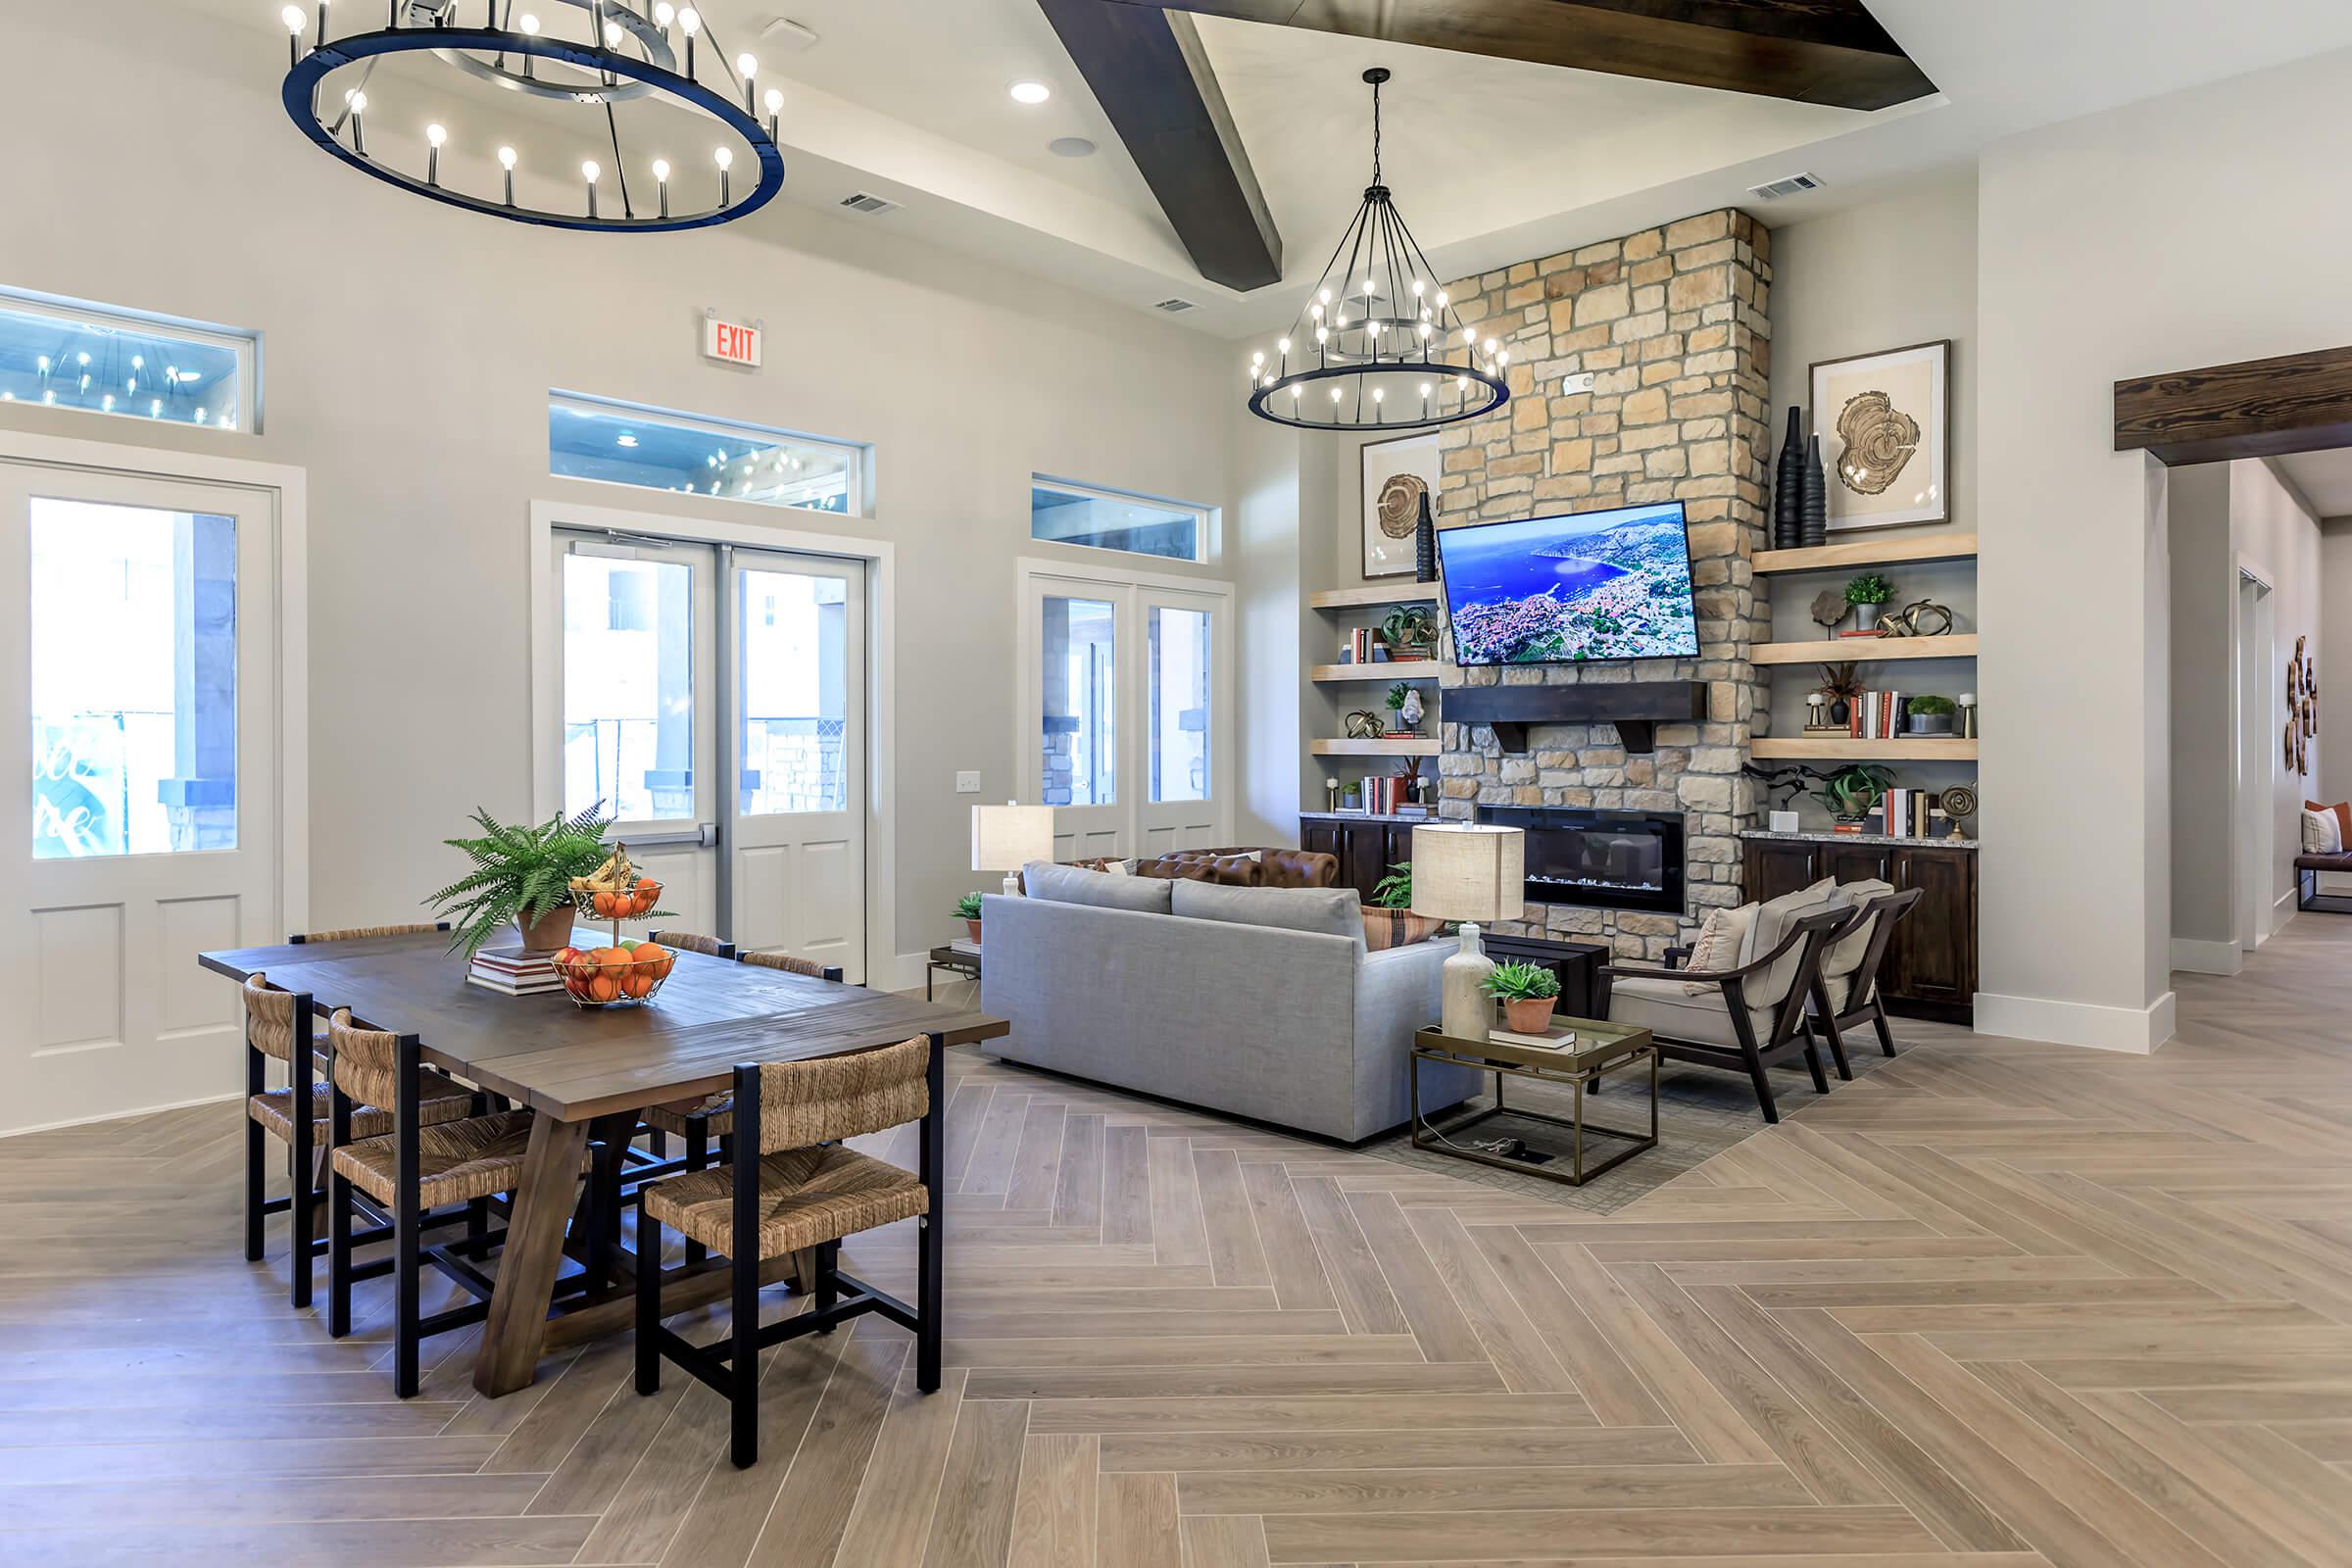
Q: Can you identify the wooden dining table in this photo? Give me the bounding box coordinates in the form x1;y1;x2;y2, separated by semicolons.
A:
198;932;1007;1396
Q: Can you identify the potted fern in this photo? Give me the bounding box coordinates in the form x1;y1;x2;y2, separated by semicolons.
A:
1484;960;1562;1034
955;891;985;943
427;805;612;956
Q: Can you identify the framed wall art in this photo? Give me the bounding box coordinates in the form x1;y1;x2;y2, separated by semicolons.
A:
1361;431;1440;578
1811;339;1950;532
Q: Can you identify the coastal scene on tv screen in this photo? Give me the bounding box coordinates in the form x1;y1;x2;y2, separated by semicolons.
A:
1439;502;1699;664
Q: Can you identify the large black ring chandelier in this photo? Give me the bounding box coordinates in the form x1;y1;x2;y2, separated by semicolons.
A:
1246;69;1508;432
277;0;786;232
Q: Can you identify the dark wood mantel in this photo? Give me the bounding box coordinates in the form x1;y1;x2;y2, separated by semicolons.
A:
1446;681;1707;754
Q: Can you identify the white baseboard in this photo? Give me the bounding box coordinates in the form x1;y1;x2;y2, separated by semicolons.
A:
2170;937;2243;976
1974;990;2177;1054
0;1088;242;1142
2276;886;2299;925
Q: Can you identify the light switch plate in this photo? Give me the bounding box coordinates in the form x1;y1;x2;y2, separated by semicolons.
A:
1561;370;1596;395
955;770;982;794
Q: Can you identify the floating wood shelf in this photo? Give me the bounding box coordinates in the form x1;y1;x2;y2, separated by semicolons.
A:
1751;635;1979;666
1311;660;1445;683
1752;531;1978;575
1446;681;1706;755
1308;584;1441;612
1752;737;1979;761
1309;737;1442;758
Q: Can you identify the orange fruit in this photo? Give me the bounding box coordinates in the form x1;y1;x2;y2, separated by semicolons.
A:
588;972;617;1003
621;967;653;999
595;945;631;968
633;941;669;971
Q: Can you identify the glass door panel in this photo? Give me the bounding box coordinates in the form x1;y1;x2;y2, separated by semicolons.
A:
1136;587;1227;856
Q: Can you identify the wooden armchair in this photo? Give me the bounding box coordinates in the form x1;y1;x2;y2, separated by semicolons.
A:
1597;904;1851;1123
1806;888;1922;1074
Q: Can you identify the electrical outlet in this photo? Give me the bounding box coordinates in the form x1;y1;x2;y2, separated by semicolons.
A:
1561;370;1596;395
955;770;982;794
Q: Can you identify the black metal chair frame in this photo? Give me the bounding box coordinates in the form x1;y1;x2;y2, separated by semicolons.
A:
325;1029;614;1397
1597;906;1850;1124
634;1032;945;1469
1804;889;1923;1075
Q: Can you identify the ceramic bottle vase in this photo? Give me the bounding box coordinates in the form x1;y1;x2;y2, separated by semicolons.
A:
1773;408;1805;550
1800;434;1829;548
1414;491;1438;582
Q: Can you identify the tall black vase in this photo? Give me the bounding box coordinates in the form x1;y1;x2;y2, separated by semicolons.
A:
1773;408;1805;550
1800;435;1829;548
1414;492;1437;583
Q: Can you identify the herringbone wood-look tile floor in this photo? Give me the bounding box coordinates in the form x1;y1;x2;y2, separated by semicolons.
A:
9;920;2352;1566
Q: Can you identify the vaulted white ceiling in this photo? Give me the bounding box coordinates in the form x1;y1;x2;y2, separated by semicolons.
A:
191;0;2352;335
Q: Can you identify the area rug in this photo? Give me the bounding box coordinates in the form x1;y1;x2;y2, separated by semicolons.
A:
1357;1018;1933;1213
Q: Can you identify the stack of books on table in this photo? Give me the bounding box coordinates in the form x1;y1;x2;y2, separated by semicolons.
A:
949;937;981;956
466;946;565;997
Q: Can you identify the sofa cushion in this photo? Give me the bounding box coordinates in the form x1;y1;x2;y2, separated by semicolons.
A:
1170;880;1364;946
1020;860;1173;914
1683;902;1756;994
2304;808;2343;856
1609;975;1743;1051
1138;854;1262;887
2308;800;2352;848
1361;907;1445;951
1254;849;1340;889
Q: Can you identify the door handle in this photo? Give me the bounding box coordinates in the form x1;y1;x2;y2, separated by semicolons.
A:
622;823;719;849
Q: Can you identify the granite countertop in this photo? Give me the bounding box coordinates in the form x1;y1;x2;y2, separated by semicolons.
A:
1740;828;1979;849
1299;809;1440;824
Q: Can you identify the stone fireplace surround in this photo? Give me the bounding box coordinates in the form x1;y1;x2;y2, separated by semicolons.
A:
1431;209;1772;960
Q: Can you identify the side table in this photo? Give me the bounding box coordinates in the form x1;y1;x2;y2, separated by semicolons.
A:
926;944;981;1001
1410;1017;1657;1186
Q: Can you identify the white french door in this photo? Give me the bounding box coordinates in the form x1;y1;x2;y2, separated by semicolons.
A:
549;528;867;979
0;462;282;1136
1018;561;1232;859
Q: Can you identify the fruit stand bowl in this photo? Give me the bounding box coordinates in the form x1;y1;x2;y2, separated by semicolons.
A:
551;940;676;1007
581;878;663;920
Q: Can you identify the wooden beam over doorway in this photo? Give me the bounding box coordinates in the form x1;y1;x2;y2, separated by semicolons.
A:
2116;344;2352;466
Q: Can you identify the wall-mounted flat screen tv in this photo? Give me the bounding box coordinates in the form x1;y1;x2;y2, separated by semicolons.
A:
1437;500;1700;664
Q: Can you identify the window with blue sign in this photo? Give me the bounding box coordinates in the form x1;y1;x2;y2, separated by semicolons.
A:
31;500;237;858
1030;478;1206;562
0;289;255;432
549;392;861;514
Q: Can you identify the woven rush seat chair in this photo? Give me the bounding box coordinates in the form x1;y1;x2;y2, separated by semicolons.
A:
289;921;451;944
645;929;736;959
323;1008;606;1396
636;1031;944;1469
242;972;472;1307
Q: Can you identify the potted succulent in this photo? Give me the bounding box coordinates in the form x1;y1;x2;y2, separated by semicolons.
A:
1904;694;1957;736
1843;572;1892;634
1484;960;1562;1034
427;804;614;956
955;891;985;943
1381;604;1439;660
1813;763;1893;824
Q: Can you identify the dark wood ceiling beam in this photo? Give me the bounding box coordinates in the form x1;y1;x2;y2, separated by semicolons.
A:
1108;0;1936;111
1036;0;1284;291
2117;345;2352;466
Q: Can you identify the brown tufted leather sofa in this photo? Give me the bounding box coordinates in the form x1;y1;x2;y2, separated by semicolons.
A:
1058;847;1339;889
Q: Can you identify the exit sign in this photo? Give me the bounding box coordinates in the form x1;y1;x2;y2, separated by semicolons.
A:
704;315;761;368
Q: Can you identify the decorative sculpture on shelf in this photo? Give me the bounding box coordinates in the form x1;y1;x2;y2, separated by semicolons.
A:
1773;408;1806;550
1413;492;1438;583
1345;710;1385;740
1800;434;1829;547
1879;598;1956;637
1808;589;1846;633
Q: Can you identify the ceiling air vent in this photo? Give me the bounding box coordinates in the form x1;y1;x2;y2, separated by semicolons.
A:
1747;172;1826;201
1152;298;1196;314
838;191;900;216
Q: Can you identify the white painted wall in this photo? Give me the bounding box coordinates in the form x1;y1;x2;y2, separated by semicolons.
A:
2323;516;2352;796
0;1;1236;977
1977;47;2352;1052
2232;462;2325;923
2167;464;2235;965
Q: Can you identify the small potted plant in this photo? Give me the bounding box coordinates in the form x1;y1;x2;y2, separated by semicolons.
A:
1386;681;1425;735
1381;604;1438;660
1484;960;1562;1034
1817;661;1862;726
1904;694;1957;736
427;804;614;956
1843;572;1892;634
955;892;985;943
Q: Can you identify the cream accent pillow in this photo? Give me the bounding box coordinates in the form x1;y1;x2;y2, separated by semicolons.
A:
1683;903;1757;994
2306;808;2342;855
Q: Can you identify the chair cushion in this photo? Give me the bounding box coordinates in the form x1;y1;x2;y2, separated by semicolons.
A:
2308;800;2352;849
331;1110;580;1207
2304;808;2344;856
1608;975;1744;1051
1745;879;1848;1012
642;1144;928;1259
246;1077;472;1144
1021;860;1174;913
1170;880;1365;945
1820;879;1894;986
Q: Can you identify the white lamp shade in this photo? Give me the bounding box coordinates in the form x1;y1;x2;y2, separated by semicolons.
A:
1410;824;1526;923
971;803;1055;873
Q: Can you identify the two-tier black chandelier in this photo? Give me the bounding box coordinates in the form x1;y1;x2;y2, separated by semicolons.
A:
1245;69;1509;432
276;0;786;231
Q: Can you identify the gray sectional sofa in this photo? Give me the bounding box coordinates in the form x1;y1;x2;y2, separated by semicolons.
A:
976;863;1477;1143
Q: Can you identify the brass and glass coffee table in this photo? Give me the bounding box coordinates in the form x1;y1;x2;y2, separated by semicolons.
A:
1410;1018;1658;1186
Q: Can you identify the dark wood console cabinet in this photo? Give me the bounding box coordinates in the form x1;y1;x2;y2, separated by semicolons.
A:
1300;812;1416;906
1742;836;1977;1022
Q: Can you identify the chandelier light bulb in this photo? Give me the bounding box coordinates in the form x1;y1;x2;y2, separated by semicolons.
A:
1331;386;1343;403
738;52;757;77
1315;325;1328;344
102;394;116;413
347;88;366;112
76;352;88;366
1362;278;1375;296
764;85;783;115
582;159;599;181
1412;278;1424;296
1373;387;1384;402
1460;326;1475;344
604;20;622;47
497;145;516;169
519;13;537;33
652;157;670;180
655;0;674;24
1420;382;1433;397
679;7;700;34
1484;337;1497;353
713;145;733;170
426;122;446;147
283;0;304;20
1435;290;1448;308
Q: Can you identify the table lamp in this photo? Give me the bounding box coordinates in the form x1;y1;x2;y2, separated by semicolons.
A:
1410;823;1526;1040
971;802;1055;896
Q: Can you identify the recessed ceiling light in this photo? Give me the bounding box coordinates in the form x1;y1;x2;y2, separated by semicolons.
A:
1008;80;1052;105
1048;136;1096;158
